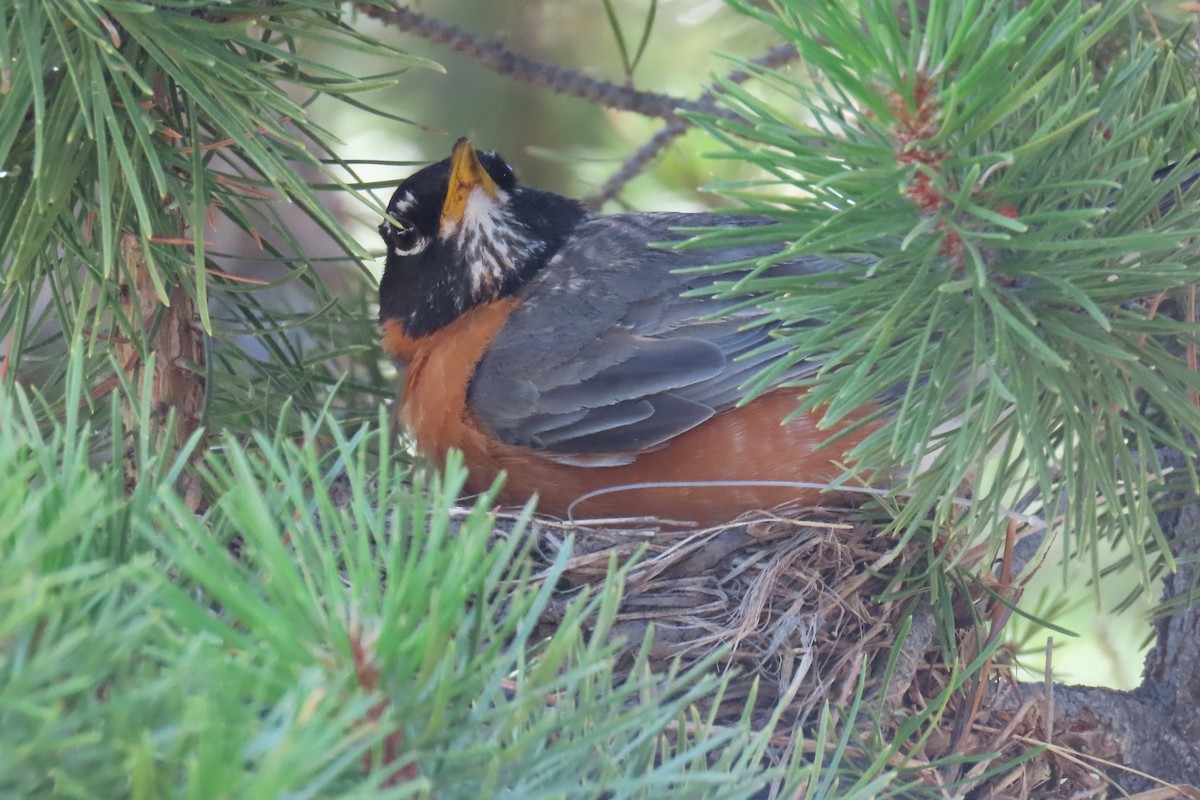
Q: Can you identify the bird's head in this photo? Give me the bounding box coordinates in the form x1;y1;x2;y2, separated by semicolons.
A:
378;138;585;338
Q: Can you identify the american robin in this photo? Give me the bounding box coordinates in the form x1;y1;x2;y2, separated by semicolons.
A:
378;138;880;525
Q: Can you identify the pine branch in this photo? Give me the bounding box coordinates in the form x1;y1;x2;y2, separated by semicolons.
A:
691;0;1200;559
114;234;206;509
588;42;801;209
354;2;740;121
3;363;876;798
0;1;417;435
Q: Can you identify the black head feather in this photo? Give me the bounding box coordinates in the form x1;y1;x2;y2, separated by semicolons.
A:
378;147;585;338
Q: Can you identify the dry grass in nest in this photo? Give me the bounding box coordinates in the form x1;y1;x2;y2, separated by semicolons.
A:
485;505;1128;798
499;504;918;729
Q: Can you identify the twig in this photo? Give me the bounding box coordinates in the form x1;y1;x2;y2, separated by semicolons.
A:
355;3;736;122
588;42;800;208
115;233;207;510
946;518;1021;776
357;5;807;207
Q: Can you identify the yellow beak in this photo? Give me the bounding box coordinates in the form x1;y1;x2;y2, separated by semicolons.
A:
440;138;500;233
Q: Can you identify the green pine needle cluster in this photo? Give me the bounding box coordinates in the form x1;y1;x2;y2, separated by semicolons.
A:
3;360;857;798
1;0;413;431
694;0;1200;583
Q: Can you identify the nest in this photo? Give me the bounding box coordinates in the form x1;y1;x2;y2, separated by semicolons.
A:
519;508;904;725
486;504;1122;799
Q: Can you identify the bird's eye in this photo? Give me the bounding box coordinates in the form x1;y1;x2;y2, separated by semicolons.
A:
382;217;429;256
392;219;416;245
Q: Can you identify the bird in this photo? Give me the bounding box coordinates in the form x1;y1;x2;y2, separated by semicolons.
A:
377;137;881;526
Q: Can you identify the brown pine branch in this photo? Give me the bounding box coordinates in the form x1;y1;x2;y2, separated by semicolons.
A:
353;4;808;207
114;234;207;510
589;42;800;209
355;2;737;122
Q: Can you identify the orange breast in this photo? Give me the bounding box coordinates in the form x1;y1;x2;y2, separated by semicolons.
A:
383;306;880;526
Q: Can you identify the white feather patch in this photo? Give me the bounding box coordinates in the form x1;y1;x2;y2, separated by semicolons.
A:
392;236;430;257
442;187;537;292
389;191;416;217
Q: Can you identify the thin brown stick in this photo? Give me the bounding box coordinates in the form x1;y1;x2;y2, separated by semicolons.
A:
589;42;800;208
115;234;207;509
358;4;807;206
356;3;736;122
946;518;1020;773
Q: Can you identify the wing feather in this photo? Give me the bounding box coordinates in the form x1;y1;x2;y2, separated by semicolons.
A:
467;212;840;459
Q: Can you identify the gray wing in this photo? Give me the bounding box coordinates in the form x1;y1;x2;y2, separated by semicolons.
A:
467;212;843;463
